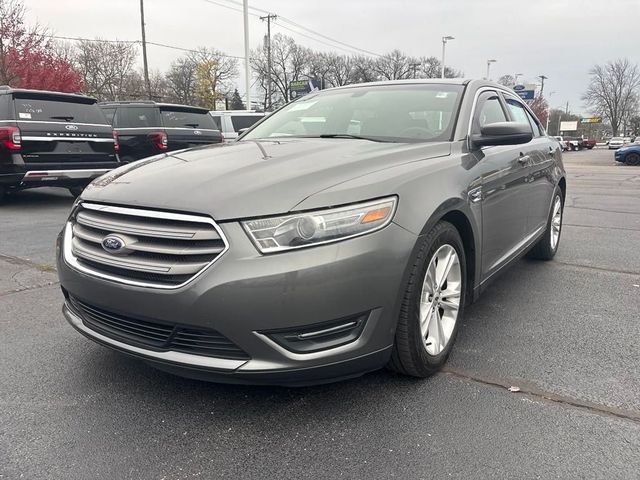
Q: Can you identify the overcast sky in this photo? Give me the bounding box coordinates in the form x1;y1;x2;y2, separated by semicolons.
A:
25;0;640;116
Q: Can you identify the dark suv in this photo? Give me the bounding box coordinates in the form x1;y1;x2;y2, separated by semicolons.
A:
99;101;223;162
0;86;120;200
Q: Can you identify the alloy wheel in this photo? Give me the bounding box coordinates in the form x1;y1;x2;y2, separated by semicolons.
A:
419;244;462;356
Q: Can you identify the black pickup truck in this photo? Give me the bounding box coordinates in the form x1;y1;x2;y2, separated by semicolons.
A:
0;86;120;201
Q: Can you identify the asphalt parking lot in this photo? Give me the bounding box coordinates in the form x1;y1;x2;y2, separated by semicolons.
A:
1;148;639;479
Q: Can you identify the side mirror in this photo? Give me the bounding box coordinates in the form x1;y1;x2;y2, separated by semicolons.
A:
471;122;533;148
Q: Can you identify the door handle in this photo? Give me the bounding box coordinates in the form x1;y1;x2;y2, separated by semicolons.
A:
517;154;530;165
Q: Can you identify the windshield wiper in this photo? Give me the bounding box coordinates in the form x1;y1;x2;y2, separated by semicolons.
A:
50;115;74;121
318;134;391;143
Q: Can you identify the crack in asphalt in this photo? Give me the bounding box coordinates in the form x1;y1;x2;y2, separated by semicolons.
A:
552;260;640;276
0;281;59;298
0;253;57;273
442;367;640;423
564;223;640;233
564;206;640;216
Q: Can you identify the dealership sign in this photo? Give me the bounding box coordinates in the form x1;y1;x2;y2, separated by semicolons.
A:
580;117;603;124
513;84;536;100
289;79;322;98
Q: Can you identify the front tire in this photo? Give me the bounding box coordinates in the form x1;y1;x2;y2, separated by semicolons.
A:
528;188;563;260
625;153;640;165
389;221;467;377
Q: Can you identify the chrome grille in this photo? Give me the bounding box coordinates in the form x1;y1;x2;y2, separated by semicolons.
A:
64;203;228;288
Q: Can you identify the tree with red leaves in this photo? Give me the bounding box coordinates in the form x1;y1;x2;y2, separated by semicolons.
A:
0;0;82;92
529;94;549;127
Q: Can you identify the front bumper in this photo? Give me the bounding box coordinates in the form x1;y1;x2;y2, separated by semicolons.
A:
57;220;417;385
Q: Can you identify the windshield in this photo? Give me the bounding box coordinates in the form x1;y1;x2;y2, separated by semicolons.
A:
14;95;107;124
161;108;217;129
243;84;464;143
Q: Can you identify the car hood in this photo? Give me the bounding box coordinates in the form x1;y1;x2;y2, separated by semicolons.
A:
82;138;451;220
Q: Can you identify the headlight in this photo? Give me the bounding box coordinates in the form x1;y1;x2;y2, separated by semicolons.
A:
242;197;397;253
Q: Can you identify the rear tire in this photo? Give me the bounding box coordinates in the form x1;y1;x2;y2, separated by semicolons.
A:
388;221;467;378
0;186;7;204
528;188;563;260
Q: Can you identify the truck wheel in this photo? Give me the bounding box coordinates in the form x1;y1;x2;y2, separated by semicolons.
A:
0;186;7;204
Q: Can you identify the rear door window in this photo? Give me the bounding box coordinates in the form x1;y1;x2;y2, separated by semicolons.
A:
101;107;116;125
13;96;108;124
210;115;222;130
160;109;217;130
114;107;160;128
230;115;262;132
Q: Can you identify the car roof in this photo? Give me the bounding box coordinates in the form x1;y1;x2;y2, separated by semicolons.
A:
210;110;265;115
310;78;507;94
0;85;97;103
99;100;209;113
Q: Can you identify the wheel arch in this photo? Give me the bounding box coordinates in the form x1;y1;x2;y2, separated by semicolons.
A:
400;198;480;310
558;176;567;201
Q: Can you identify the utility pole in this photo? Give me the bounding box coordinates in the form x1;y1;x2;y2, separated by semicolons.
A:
139;0;151;99
538;75;548;94
260;13;277;111
486;59;497;80
409;62;421;79
243;0;251;111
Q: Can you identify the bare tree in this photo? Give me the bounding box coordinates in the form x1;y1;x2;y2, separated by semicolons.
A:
166;56;198;105
251;34;311;104
582;58;640;136
73;39;138;101
372;50;413;80
497;74;516;88
0;0;49;84
417;56;460;79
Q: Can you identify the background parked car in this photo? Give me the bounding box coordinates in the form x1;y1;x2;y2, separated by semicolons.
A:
582;138;596;149
553;136;569;151
0;86;120;201
209;110;266;142
614;140;640;165
608;137;625;149
100;101;223;162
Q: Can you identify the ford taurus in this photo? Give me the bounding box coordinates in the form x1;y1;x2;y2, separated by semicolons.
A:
57;79;566;385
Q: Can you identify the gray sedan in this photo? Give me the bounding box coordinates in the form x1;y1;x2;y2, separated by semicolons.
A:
57;79;565;385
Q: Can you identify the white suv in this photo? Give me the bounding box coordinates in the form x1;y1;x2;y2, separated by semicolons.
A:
209;111;266;142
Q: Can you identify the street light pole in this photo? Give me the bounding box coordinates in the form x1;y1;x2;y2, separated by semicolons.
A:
538;75;548;94
243;0;251;111
514;73;523;85
441;36;454;79
486;59;497;80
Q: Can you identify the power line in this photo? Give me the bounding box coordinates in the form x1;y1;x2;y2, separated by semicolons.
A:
201;0;382;57
47;35;245;60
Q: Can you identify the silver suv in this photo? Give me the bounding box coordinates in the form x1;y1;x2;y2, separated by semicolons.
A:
209;110;266;142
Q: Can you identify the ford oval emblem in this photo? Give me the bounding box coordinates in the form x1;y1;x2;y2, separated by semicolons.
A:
101;235;125;253
193;130;202;135
65;124;79;131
